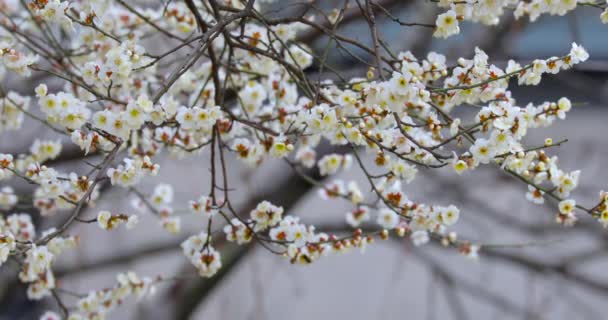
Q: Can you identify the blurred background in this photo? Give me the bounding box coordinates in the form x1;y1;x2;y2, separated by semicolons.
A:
1;1;608;319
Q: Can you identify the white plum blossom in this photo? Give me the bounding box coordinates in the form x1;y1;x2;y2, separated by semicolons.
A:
250;201;284;231
434;10;460;39
0;232;16;267
376;208;400;230
411;230;430;246
346;206;371;228
439;205;460;226
318;153;353;176
0;92;30;132
223;218;253;245
181;232;222;277
97;211;137;231
0;187;17;210
526;185;545;204
107;157;159;187
189;195;217;218
569;43;589;64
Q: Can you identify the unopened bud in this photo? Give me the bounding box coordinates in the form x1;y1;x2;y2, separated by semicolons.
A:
367;67;375;79
380;229;389;240
395;227;406;237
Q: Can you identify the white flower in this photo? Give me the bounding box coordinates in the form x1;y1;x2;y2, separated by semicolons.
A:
285;45;313;69
434;11;460;39
269;217;310;248
558;199;576;214
238;81;267;114
189;195;217;218
318;154;352;176
599;210;608;227
389;160;417;183
0;186;18;210
136;95;154;112
181;233;221;278
161;217;181;234
450;119;461;136
176;107;197;130
347;181;364;204
525;185;545;204
470;138;496;164
124;102;147;128
569;43;589;64
295;146;316;168
35;84;48;98
250;201;284;231
556;97;571;119
21;245;54;282
82;62;98;85
440;205;460;226
107;157;159;187
71;130;97;155
223;218;252;244
0;92;30;132
0;233;16;267
97;211;115;230
1;49;38;76
346;206;370;227
7;213;36;241
376;208;399;230
411;230;429;246
30;140;62;163
269;137;293;158
319;180;346;200
451;152;468;175
150;184;174;207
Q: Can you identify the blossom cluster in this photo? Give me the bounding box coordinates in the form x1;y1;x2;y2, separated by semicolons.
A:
30;0;73;31
433;0;608;39
97;210;138;230
0;0;603;318
181;232;222;277
0;91;30;132
0;47;38;77
107;156;159;187
38;88;91;130
0;212;77;300
64;272;154;320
